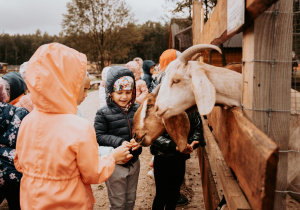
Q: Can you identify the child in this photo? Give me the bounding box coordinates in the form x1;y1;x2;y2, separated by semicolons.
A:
142;60;156;89
14;43;132;210
125;61;148;104
99;66;111;108
15;62;35;112
77;71;91;118
1;72;26;105
0;78;29;210
94;66;142;210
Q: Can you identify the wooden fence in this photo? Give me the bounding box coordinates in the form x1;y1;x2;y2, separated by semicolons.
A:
193;0;293;209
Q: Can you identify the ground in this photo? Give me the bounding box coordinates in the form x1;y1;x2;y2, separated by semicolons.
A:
1;89;299;209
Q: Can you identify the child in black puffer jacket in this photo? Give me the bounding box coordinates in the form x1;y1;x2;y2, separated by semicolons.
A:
94;66;142;210
150;110;205;210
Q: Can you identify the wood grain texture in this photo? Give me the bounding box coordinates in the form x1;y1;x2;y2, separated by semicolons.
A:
198;147;220;210
198;0;278;45
207;106;278;209
242;1;293;208
202;116;251;210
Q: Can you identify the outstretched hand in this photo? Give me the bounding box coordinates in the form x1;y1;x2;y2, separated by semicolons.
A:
112;143;133;164
130;139;141;151
176;141;199;154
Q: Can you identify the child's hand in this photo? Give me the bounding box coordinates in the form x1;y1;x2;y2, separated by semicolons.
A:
176;141;199;154
122;141;132;148
112;144;133;163
130;139;141;151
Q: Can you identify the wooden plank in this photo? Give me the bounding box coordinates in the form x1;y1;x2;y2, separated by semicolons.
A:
207;106;278;209
199;0;278;46
202;116;251;210
242;0;293;209
198;147;220;210
193;1;203;45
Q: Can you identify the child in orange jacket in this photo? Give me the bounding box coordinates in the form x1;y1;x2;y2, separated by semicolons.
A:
14;43;132;210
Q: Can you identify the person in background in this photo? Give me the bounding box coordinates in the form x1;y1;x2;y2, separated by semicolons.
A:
1;72;26;105
150;49;203;208
15;62;35;112
94;66;142;210
0;77;29;210
77;72;91;118
150;111;205;210
14;43;131;210
133;57;144;78
125;61;148;104
142;60;156;89
99;66;111;108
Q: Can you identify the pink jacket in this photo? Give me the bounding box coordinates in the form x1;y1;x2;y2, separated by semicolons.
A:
15;43;115;210
125;61;148;104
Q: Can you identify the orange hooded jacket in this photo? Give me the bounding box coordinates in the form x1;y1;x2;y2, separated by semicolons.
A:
14;43;115;210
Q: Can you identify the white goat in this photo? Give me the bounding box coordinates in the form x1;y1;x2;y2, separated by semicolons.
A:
155;44;300;202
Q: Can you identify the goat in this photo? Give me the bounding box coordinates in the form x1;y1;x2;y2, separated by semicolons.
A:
155;44;300;202
132;85;190;152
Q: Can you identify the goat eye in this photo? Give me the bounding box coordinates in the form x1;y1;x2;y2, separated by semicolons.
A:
147;105;153;109
172;79;180;85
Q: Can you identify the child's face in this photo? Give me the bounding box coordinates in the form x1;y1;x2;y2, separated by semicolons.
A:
150;66;155;74
77;75;90;105
111;90;132;107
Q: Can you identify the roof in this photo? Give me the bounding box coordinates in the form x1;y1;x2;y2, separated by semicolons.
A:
223;32;243;48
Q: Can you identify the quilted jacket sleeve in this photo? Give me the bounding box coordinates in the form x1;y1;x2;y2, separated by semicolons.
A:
94;109;125;148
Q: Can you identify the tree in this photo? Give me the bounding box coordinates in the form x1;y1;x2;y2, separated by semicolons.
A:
164;0;218;21
62;0;135;71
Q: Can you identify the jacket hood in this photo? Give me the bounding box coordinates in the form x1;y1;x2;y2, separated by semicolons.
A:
26;43;87;114
105;66;136;105
2;72;26;102
142;60;155;76
159;49;179;72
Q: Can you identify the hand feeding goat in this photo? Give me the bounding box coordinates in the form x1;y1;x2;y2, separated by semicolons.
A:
154;44;300;202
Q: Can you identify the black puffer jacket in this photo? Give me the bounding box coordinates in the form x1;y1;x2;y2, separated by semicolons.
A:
150;111;205;159
94;66;142;166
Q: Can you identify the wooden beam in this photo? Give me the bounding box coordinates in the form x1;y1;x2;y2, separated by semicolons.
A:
200;0;278;46
242;0;293;209
202;116;251;210
207;107;278;209
198;147;220;210
193;1;203;45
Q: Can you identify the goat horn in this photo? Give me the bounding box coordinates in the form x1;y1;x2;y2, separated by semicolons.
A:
178;44;222;64
152;83;161;96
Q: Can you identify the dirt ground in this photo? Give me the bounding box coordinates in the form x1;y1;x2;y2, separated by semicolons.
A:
1;89;299;209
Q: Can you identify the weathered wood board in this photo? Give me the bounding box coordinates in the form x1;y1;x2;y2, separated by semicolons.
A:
207;106;278;209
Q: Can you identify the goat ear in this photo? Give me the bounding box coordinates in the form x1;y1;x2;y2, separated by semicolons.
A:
163;112;190;152
190;69;216;115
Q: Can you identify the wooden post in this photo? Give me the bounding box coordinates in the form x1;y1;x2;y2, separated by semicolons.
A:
242;0;293;209
192;1;202;45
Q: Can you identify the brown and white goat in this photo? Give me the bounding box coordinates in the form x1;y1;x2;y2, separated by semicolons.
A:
132;85;190;152
155;44;300;202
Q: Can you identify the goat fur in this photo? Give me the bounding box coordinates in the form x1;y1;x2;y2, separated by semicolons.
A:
155;44;300;202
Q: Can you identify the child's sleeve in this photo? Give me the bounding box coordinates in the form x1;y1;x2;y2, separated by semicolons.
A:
76;124;115;184
94;109;125;148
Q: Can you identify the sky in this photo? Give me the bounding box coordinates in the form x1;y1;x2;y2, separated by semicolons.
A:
0;0;165;36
